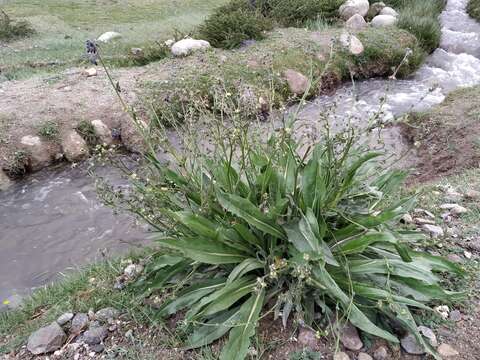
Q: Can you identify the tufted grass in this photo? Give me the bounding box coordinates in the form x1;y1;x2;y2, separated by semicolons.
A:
468;0;480;20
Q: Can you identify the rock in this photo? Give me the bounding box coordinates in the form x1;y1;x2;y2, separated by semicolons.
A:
0;169;12;191
467;239;480;251
373;346;388;360
84;67;97;77
120;118;148;153
0;294;23;311
418;326;438;347
298;327;318;349
401;213;413;224
380;6;398;17
421;224;444;238
340;322;363;351
444;187;463;202
439;203;468;215
447;254;462;263
164;39;175;47
171;38;210;56
91;119;113;146
90;343;105;353
56;312;74;326
83;326;108;345
449;310;462;322
400;333;425;355
71;313;89;334
358;353;373;360
368;2;386;18
27;322;66;355
464;250;472;259
97;31;122;43
95;307;119;322
437;344;459;358
124;263;144;279
334;352;351;360
414;208;435;218
61;131;89;162
414;217;436;225
20;135;56;171
131;47;143;56
346;14;368;30
282;69;309;95
465;189;480;200
434;305;450;319
371;14;397;27
340;32;364;55
339;0;370;20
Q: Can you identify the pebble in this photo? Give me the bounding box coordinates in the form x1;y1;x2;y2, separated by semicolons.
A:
465;189;480;200
90;343;105;353
418;326;437;347
414;217;436;225
440;203;468;215
400;333;425;355
340;322;363;351
358;353;373;360
95;307;119;323
414;208;435;218
83;326;108;345
434;305;450;319
56;312;74;326
297;327;318;349
373;346;388;360
71;313;89;334
334;352;350;360
447;254;463;263
464;251;473;259
84;67;97;77
437;343;459;358
401;213;413;224
449;309;462;322
421;224;444;238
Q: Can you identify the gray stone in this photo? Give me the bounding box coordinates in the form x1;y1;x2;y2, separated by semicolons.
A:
371;14;397;27
447;254;463;263
437;344;459;358
95;307;119;322
418;326;437;347
171;38;210;56
346;14;368;30
20;135;55;171
340;32;364;55
56;312;74;326
449;310;462;322
61;131;89;162
71;313;89;334
380;6;398;17
283;69;309;95
27;322;66;355
465;189;480;200
467;239;480;251
91;120;113;146
97;31;122;43
340;322;363;351
400;333;425;355
297;327;318;349
339;0;370;20
334;352;350;360
439;203;468;215
0;294;23;311
83;326;108;345
421;224;444;238
358;353;373;360
124;263;144;279
373;346;388;360
0;169;12;191
131;47;143;56
90;343;105;353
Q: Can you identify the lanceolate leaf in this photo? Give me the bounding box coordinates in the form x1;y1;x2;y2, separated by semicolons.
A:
227;258;264;284
156;236;248;264
217;191;286;239
311;266;398;343
220;289;265;360
174;211;218;238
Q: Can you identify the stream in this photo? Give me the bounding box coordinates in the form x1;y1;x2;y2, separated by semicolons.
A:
1;0;480;307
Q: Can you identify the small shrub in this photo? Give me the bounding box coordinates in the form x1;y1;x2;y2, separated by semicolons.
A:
4;150;29;178
468;0;480;21
76;120;98;146
38;120;59;140
397;12;441;53
107;42;170;67
0;10;35;42
198;0;273;49
101;104;463;360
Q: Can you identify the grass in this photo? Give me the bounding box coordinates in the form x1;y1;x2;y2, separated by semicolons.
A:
384;0;445;53
0;0;228;80
468;0;480;20
0;10;35;41
37;120;59;140
76;120;99;147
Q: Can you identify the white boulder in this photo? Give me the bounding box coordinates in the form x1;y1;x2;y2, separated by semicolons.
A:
380;6;399;17
340;32;365;55
0;169;11;191
171;38;211;57
91;119;113;146
61;131;89;162
97;31;122;43
346;14;368;30
20;135;56;171
371;14;398;27
339;0;370;20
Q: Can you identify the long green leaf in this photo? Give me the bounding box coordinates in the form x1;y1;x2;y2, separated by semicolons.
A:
217;192;286;239
220;289;265;360
227;258;264;284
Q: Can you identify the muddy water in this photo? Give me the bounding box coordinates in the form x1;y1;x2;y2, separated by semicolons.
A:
1;0;480;305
